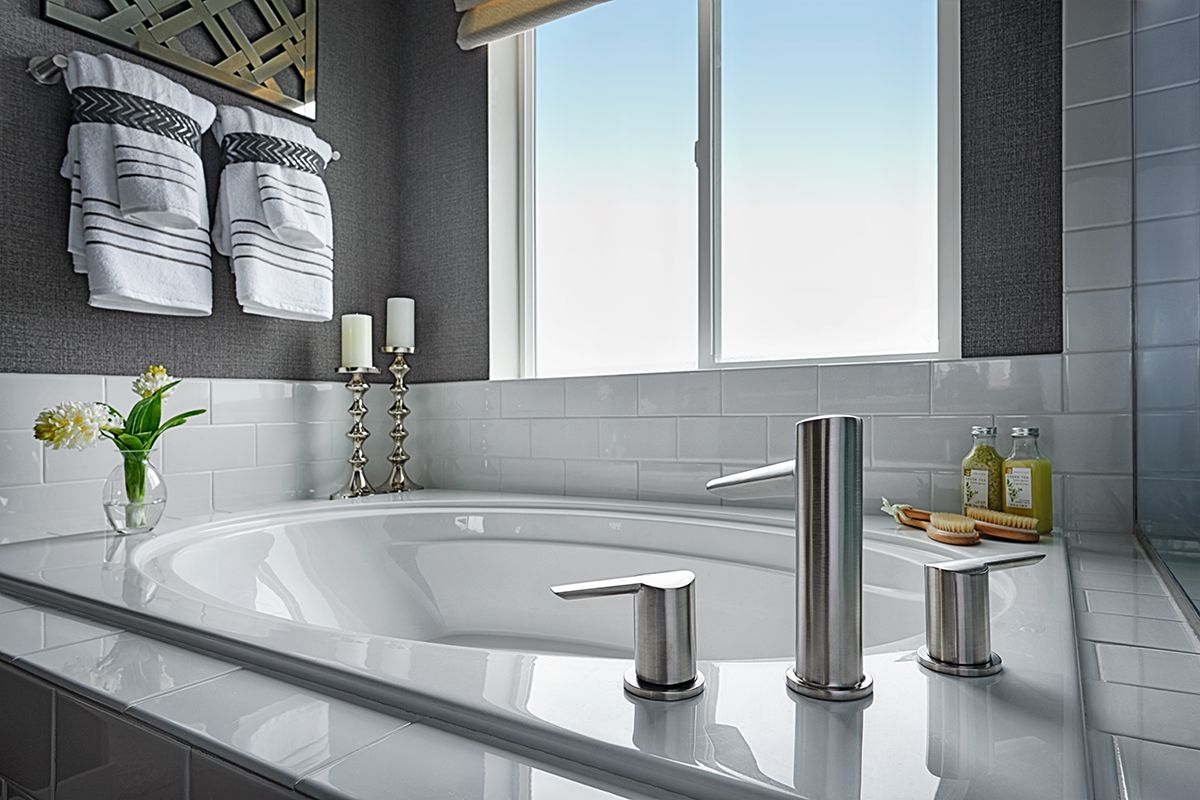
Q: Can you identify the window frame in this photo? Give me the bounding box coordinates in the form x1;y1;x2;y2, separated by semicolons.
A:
488;0;961;380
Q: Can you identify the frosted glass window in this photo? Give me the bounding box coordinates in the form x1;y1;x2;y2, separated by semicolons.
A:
534;0;698;377
719;1;939;362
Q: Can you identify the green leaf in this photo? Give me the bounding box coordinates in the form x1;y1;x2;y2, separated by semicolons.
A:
101;403;126;423
142;392;163;435
144;409;204;449
117;433;145;451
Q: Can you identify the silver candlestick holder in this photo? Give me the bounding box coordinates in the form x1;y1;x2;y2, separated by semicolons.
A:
380;346;422;492
332;366;380;500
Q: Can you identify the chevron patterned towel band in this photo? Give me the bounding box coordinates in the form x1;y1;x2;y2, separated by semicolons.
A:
220;132;327;177
70;86;203;153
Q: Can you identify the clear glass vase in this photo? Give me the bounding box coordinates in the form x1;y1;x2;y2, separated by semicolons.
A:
102;450;167;535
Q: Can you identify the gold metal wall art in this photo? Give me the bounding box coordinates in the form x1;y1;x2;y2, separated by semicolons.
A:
43;0;318;119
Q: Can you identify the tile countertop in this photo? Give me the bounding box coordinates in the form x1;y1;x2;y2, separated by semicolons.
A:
0;500;1196;800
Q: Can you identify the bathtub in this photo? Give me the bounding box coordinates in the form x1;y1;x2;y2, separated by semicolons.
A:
0;492;1087;799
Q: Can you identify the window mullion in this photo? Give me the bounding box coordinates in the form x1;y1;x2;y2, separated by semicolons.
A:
697;0;721;369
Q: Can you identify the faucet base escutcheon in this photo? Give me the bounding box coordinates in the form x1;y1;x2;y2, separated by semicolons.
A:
785;668;874;702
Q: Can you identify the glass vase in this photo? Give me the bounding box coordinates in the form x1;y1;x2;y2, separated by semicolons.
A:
102;450;167;535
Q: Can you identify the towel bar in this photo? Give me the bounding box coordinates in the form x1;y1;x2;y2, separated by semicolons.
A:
27;54;341;161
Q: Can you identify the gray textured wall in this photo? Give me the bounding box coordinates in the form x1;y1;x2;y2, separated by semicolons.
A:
961;0;1064;357
0;0;489;383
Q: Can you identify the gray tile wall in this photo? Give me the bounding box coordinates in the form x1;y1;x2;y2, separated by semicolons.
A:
1130;0;1200;606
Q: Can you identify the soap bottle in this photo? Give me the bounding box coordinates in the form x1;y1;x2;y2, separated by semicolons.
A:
961;426;1002;513
1002;426;1053;534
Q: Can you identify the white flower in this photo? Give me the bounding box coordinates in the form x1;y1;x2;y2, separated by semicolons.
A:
32;402;116;450
132;365;173;399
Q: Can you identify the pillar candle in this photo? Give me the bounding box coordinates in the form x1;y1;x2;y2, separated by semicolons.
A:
341;314;373;368
386;297;415;349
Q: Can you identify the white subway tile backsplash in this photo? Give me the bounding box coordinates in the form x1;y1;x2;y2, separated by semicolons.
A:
209;380;294;424
0;432;41;487
932;356;1064;413
1065;98;1132;166
1066;351;1134;412
1068;475;1136;532
1065;289;1133;351
294;381;346;423
564;376;638;417
163;471;213;516
930;471;963;512
500;458;564;495
1065;225;1133;290
1135;149;1200;219
0;479;106;515
1065;161;1134;231
501;379;564;418
1135;280;1200;346
530;418;599;459
428;456;501;492
1064;35;1132;106
872;416;990;469
470;419;531;458
212;464;295;511
1136;347;1200;409
420;381;499;419
564;460;638;499
864;470;932;510
638;371;721;416
598;418;676;460
1065;0;1131;45
0;373;105;430
996;414;1134;474
721;367;818;414
42;441;122;484
1136;215;1200;283
254;422;334;466
638;462;720;505
1135;18;1200;91
677;417;766;464
162;425;255;474
819;362;930;414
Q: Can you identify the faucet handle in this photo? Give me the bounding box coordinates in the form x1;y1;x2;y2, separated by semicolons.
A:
551;570;704;701
918;551;1045;677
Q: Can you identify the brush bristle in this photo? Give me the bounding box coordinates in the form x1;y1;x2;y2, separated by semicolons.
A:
929;512;976;533
965;507;1039;530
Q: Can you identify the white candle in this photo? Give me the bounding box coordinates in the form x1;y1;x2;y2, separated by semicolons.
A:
386;297;415;349
341;314;373;368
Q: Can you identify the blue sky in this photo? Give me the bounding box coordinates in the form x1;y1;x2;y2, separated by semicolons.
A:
534;1;939;374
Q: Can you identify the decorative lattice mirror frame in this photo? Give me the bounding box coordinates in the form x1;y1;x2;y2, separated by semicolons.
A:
43;0;318;119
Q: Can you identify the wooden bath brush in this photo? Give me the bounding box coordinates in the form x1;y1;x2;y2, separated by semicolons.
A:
881;499;980;546
965;507;1041;543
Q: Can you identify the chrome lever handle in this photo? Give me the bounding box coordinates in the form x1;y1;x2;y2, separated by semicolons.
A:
928;551;1045;576
550;569;694;600
705;459;795;501
551;569;704;701
918;551;1046;677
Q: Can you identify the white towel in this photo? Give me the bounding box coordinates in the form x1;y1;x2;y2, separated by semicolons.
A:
61;52;217;316
212;105;334;322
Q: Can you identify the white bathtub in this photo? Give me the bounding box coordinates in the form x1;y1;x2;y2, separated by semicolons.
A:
0;492;1086;799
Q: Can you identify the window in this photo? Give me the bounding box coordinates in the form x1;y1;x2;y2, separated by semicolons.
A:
490;0;959;378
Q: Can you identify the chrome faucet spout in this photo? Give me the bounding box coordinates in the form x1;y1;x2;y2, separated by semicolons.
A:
707;414;873;702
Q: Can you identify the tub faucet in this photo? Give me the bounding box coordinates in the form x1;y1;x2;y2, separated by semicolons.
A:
706;414;872;702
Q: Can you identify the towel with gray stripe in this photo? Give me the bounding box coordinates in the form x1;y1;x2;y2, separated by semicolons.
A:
60;52;216;316
211;106;334;322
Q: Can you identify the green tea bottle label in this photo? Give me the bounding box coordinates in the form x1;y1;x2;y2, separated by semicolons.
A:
1005;467;1033;509
963;469;989;509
